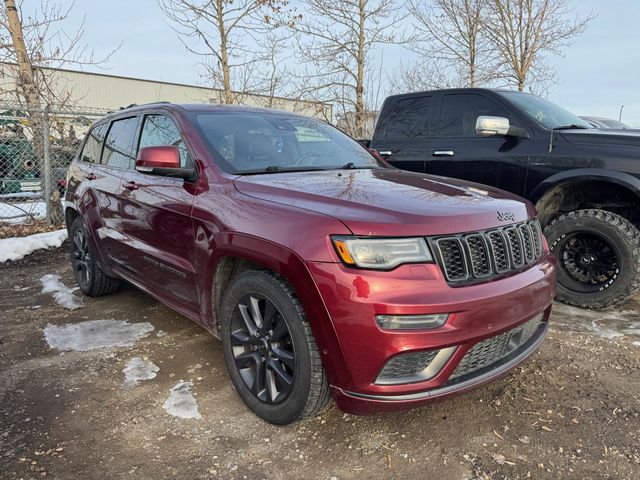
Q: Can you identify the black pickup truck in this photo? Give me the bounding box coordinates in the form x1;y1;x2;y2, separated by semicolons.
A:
369;88;640;309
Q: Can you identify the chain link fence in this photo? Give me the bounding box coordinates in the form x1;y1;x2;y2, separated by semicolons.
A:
0;103;109;238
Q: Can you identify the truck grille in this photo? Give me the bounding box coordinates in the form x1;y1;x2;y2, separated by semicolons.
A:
449;315;543;381
433;219;543;284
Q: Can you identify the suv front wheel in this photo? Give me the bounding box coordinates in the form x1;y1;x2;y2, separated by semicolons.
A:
220;270;331;424
545;209;640;309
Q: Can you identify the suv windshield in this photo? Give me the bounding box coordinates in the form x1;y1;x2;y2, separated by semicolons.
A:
498;91;592;130
190;111;383;174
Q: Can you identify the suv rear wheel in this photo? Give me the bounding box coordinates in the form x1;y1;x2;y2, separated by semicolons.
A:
544;209;640;309
220;270;330;424
69;216;120;297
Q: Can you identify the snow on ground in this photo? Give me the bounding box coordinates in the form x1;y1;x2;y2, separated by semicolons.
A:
0;200;46;224
43;319;155;352
163;381;201;419
123;357;159;387
0;229;67;262
40;273;83;310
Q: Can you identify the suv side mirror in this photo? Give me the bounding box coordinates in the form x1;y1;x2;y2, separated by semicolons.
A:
475;116;529;139
135;146;194;180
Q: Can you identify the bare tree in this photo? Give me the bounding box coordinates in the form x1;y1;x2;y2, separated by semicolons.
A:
397;58;466;93
408;0;498;88
159;0;293;104
485;0;595;92
0;0;118;107
291;0;407;137
0;0;116;224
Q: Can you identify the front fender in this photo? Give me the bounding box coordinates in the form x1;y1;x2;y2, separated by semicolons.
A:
529;168;640;205
197;231;353;390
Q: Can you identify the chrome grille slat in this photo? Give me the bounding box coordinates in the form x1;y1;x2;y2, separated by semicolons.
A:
433;219;544;285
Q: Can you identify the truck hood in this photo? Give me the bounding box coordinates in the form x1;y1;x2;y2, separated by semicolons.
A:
233;169;535;236
561;128;640;148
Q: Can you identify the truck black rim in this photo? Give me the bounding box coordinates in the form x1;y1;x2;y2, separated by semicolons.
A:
230;294;295;404
558;232;619;292
71;229;91;287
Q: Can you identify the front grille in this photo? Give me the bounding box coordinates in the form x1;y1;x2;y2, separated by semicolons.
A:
449;315;543;381
433;219;544;284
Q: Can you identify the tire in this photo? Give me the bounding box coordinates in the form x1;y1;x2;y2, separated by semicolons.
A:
68;216;120;297
220;270;330;424
544;209;640;309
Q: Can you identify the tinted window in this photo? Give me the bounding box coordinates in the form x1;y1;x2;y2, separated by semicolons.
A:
102;117;139;169
498;91;591;129
138;114;193;168
80;123;107;163
383;96;432;138
438;94;518;137
191;112;382;174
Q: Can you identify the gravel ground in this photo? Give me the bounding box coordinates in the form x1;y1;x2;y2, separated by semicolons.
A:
1;246;639;480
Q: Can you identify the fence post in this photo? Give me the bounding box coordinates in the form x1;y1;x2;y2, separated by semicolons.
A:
42;109;53;225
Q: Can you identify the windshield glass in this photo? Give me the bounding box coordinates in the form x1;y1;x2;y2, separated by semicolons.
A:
498;91;592;130
190;111;383;174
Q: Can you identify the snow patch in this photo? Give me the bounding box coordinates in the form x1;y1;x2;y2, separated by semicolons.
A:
123;357;159;387
163;382;201;419
40;274;83;310
43;320;154;352
0;200;46;224
0;229;67;262
633;341;640;347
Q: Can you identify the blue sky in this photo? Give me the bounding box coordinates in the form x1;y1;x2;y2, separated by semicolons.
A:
25;0;640;126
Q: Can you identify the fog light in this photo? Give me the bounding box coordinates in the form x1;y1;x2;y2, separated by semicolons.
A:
376;313;449;330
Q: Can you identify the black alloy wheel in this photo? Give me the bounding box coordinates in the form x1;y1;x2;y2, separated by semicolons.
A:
557;231;620;293
71;228;92;288
230;293;296;404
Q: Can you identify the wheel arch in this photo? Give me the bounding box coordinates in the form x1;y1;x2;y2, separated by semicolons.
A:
202;232;353;390
531;169;640;227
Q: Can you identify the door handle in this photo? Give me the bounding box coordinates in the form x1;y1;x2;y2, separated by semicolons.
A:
85;172;97;180
432;150;455;157
123;181;138;191
378;150;393;156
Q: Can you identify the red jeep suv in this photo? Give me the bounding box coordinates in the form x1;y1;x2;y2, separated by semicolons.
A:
64;103;556;424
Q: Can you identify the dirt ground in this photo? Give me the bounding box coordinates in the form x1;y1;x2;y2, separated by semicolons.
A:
1;246;639;480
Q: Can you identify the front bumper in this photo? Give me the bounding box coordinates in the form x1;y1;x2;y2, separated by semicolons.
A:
307;251;557;414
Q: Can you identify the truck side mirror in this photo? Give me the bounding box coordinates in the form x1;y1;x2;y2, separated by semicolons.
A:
476;116;529;139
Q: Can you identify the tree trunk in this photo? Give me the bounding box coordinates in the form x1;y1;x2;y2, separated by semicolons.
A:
216;0;233;104
354;0;366;138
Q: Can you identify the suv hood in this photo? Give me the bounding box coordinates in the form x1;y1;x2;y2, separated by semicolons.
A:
561;128;640;148
233;169;534;236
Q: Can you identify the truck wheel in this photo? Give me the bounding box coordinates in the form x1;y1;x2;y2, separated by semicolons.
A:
69;216;120;297
220;270;331;424
544;209;640;309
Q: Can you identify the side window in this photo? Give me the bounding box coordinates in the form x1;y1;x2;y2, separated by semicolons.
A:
102;117;139;169
383;96;432;139
80;123;108;163
138;114;192;168
438;94;519;137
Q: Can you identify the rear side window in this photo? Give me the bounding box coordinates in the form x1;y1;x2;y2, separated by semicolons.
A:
383;96;432;138
438;94;517;137
102;117;139;169
80;123;108;163
138;114;193;168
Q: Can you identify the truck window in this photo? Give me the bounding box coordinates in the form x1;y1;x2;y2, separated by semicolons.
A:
438;94;517;137
102;117;139;170
80;123;108;164
383;96;432;138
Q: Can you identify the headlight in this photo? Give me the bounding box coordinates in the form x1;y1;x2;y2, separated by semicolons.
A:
331;236;433;269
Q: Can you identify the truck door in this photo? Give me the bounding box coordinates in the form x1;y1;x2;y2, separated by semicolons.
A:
370;95;434;173
426;92;531;196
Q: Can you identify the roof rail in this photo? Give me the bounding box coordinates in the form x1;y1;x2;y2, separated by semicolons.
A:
118;101;172;111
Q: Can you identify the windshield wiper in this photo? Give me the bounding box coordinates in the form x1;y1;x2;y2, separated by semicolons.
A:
237;165;325;175
554;124;590;130
341;162;356;169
